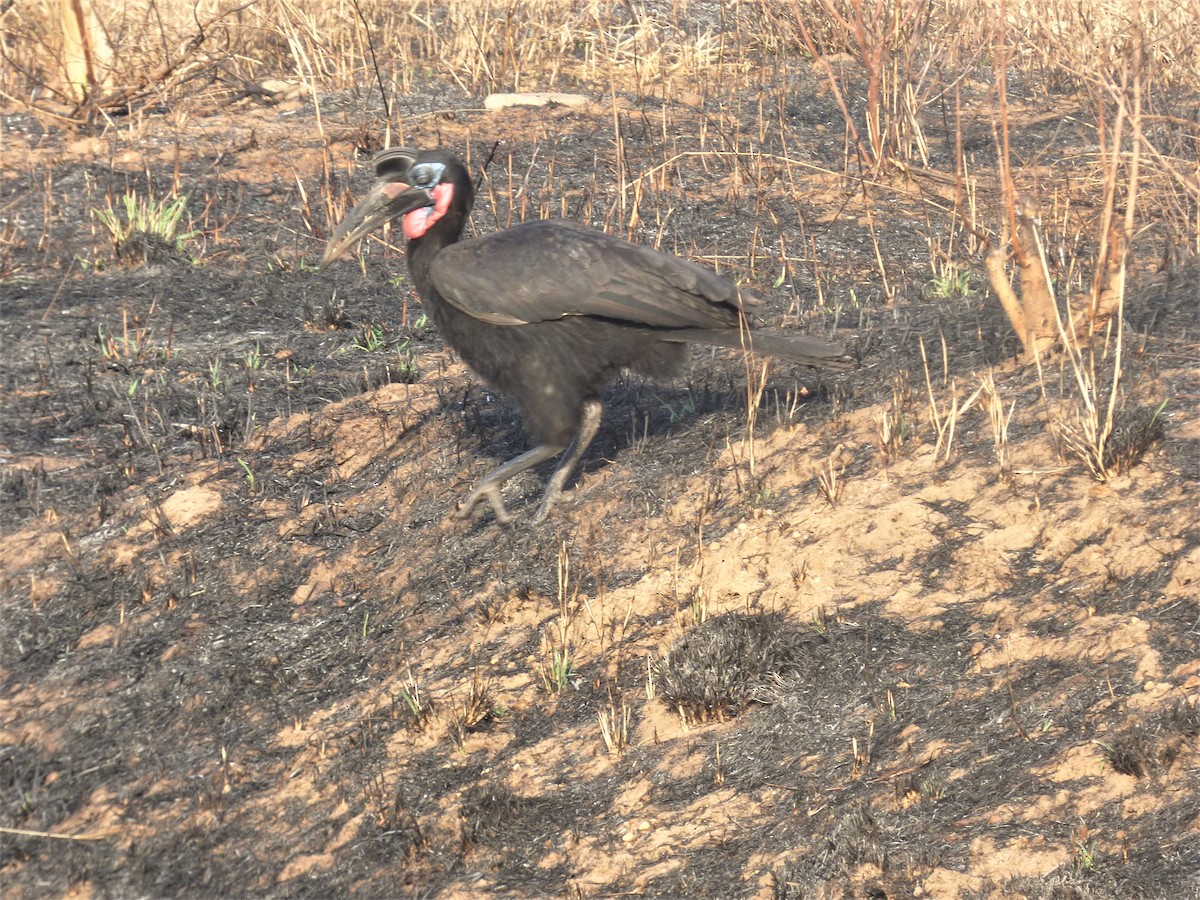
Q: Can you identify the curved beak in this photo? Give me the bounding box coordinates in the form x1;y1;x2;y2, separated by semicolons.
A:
320;182;434;270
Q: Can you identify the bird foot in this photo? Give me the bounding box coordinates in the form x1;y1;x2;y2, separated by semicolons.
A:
530;501;554;526
455;484;513;525
455;484;565;525
530;486;568;525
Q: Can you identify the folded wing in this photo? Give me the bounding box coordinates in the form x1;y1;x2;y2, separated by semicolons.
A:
428;220;757;329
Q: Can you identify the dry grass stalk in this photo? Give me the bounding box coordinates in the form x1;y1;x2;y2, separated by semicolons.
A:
919;336;983;464
58;0;113;101
816;444;847;507
1047;15;1153;482
877;371;911;463
597;690;631;754
787;0;977;171
538;539;580;692
975;7;1060;361
973;0;1169;362
449;669;495;748
979;373;1015;478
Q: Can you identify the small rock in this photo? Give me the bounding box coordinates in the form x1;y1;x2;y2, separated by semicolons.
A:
484;92;589;111
261;79;305;101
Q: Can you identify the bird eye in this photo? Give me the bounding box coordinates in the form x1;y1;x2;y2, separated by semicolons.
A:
408;163;445;189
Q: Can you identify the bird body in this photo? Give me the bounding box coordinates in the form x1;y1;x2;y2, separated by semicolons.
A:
429;219;752;328
323;148;848;524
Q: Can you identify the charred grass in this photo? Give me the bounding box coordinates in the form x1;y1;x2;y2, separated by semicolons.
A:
3;1;1200;896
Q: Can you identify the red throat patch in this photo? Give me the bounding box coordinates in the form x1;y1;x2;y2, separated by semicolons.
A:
403;183;454;239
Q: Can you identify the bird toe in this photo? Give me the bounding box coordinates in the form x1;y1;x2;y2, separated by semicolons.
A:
455;485;513;525
531;488;569;526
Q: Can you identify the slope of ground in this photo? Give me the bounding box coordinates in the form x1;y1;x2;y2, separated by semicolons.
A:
2;69;1198;898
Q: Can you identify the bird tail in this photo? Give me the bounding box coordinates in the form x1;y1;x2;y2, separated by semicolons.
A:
664;328;852;370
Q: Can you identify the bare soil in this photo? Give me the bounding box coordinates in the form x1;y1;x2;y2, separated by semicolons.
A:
2;68;1198;898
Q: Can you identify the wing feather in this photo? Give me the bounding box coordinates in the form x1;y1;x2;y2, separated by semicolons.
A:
427;220;755;329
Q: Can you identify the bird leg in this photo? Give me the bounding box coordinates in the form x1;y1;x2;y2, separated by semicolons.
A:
532;398;603;525
455;399;603;525
455;443;564;524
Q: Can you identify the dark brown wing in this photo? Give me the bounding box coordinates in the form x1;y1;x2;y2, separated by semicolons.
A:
426;220;756;329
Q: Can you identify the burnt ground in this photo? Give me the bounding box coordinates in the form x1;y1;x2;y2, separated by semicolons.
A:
2;67;1199;899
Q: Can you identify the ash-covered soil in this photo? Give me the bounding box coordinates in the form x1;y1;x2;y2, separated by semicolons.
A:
2;67;1198;899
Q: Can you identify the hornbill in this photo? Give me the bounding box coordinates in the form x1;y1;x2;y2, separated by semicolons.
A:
322;147;848;524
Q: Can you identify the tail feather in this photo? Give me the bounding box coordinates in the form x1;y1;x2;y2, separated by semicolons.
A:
665;328;851;370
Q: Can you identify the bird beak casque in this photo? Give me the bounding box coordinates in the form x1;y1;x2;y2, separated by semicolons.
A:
320;182;434;270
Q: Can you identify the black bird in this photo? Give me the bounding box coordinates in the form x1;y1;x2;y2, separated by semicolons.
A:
322;147;848;524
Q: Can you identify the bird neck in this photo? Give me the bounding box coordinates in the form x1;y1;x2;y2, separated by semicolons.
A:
405;208;464;297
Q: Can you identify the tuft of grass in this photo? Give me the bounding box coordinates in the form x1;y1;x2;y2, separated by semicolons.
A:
207;356;224;391
236;458;258;495
849;723;875;778
747;482;775;508
388;346;421;384
97;307;171;363
979;373;1016;479
885;371;914;460
809;606;828;635
657;612;819;726
94;191;197;264
815;445;846;507
1059;400;1167;481
919;335;983;466
304;293;348;331
353;323;389;353
683;585;709;628
648;389;697;425
244;344;265;371
538;539;581;694
449;670;497;748
927;263;972;299
877;382;911;463
397;668;430;730
538;646;577;693
349;325;422;390
597;690;631;755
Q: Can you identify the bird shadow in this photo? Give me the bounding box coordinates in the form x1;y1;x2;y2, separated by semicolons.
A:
439;362;833;524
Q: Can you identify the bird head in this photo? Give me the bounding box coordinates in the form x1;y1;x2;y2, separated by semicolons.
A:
321;148;473;269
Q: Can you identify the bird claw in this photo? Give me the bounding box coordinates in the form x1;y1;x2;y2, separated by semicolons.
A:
455;484;512;525
455;484;563;525
530;486;566;525
530;501;553;526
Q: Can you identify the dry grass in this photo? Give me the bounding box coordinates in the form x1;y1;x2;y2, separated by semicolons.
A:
6;2;1195;320
2;3;1198;895
6;2;1197;136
